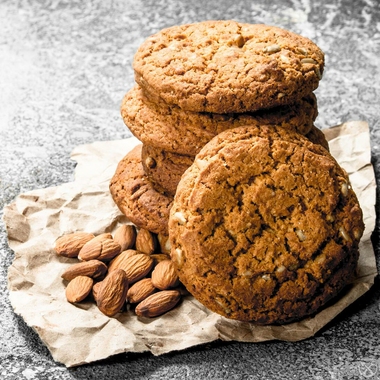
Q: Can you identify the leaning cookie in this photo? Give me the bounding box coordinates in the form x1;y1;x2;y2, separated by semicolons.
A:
122;85;318;156
169;124;364;324
109;145;173;236
133;20;324;113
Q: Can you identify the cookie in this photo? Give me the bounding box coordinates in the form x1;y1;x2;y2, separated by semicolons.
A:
141;144;194;197
142;124;329;197
133;20;324;113
122;85;319;155
305;125;329;151
121;85;318;156
109;145;173;236
169;125;364;324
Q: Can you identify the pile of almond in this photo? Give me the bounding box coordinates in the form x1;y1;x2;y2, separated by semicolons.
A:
54;225;185;318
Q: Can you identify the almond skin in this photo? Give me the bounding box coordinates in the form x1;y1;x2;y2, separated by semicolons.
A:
127;278;156;304
78;235;121;262
135;228;157;254
113;225;137;251
151;260;179;290
61;260;108;281
55;232;95;258
66;276;94;303
107;249;140;272
96;269;128;317
135;290;181;318
109;253;154;284
92;281;102;302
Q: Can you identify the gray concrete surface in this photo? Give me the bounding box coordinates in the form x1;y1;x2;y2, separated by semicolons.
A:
1;0;380;379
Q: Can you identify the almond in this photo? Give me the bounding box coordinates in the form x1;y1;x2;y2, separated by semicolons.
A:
78;235;121;262
110;253;154;284
135;290;181;318
113;225;137;251
127;278;156;304
135;228;157;254
151;260;179;290
65;276;94;303
107;249;140;272
55;232;95;258
61;260;108;281
92;281;102;302
96;269;128;317
100;232;114;239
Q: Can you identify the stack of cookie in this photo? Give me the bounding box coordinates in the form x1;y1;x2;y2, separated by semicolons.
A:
110;20;365;324
110;20;327;238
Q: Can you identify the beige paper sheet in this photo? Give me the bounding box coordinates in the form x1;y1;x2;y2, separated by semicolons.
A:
4;121;377;367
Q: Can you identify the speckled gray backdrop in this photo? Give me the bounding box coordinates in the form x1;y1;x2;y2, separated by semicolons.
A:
1;1;380;379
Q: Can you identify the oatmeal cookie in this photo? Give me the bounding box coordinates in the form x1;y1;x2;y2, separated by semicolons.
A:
305;125;329;151
133;20;324;113
109;145;173;236
141;144;194;197
169;125;364;324
141;124;329;197
121;85;318;156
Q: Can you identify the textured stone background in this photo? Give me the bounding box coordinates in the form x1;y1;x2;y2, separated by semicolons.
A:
1;0;379;379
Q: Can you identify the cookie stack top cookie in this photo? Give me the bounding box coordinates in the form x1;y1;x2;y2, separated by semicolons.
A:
133;20;324;113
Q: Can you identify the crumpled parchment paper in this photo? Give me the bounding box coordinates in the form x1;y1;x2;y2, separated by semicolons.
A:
4;121;377;367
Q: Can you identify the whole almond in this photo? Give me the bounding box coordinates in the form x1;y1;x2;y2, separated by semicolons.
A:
113;225;137;251
66;276;94;303
135;290;181;318
107;249;140;272
95;232;113;240
135;228;157;254
111;253;154;284
92;281;102;302
97;269;128;317
55;232;95;258
61;260;108;281
127;278;156;304
78;235;121;262
151;260;179;290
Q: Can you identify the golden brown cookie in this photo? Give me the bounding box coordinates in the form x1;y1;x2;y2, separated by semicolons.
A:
122;85;318;156
141;144;194;197
133;21;324;113
305;125;329;151
169;125;364;324
142;125;329;197
109;145;173;236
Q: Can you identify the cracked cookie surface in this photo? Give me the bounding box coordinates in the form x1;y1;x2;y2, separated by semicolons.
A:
109;144;173;236
122;85;319;155
133;20;324;113
169;125;364;324
141;125;329;199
